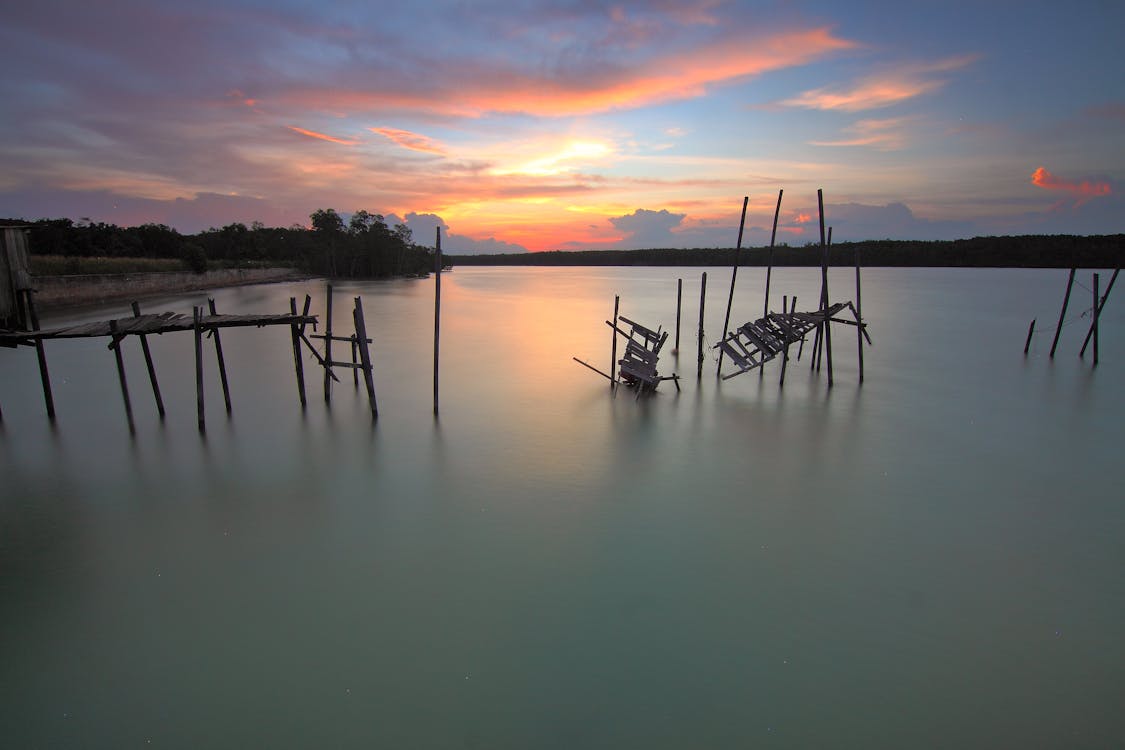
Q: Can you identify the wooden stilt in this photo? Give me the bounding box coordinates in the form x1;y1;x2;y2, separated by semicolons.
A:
193;306;205;433
855;244;864;383
779;295;790;388
352;296;378;418
108;319;135;435
1049;268;1076;358
1024;319;1036;355
289;297;307;409
819;201;834;387
433;227;442;416
697;271;707;378
131;301;165;418
351;335;359;388
611;294;620;388
24;290;55;421
207;298;232;414
1092;273;1099;367
763;189;784;318
1080;268;1117;357
324;283;334;403
674;278;682;355
718;196;749;376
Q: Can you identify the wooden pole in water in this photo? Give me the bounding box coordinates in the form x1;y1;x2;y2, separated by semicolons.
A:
779;294;790;388
855;243;864;383
610;294;620;388
819;203;834;387
1049;268;1076;358
289;297;307;409
351;335;359;388
717;196;749;376
433;227;442;416
1023;319;1036;355
131;301;165;418
764;188;784;319
23;290;55;421
674;278;682;355
324;283;334;403
193;305;205;433
697;271;707;378
207;298;232;414
108;319;135;435
1092;272;1099;366
353;296;378;418
1080;268;1117;358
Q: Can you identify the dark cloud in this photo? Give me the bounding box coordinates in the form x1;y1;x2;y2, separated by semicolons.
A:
403;212;528;254
608;208;686;248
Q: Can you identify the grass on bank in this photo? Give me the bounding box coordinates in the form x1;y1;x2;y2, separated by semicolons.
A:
29;256;286;276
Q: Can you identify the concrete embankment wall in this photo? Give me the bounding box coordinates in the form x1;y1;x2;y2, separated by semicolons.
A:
32;268;303;310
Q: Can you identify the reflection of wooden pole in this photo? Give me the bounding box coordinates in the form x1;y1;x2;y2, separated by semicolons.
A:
193;306;205;433
718;196;749;376
324;283;334;402
108;319;135;435
674;278;682;354
132;301;165;418
764;188;783;318
1049;268;1075;358
1092;273;1100;367
207;298;232;414
697;272;707;378
1080;268;1117;358
289;297;307;409
433;227;442;416
610;294;620;388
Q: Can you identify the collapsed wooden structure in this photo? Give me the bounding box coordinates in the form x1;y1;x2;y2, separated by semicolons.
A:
573;298;680;396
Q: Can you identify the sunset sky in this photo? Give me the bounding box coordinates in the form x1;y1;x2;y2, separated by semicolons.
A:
1;0;1122;253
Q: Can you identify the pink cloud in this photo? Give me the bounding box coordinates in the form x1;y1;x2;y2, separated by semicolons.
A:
370;127;446;155
1031;166;1112;204
781;55;977;112
286;126;358;145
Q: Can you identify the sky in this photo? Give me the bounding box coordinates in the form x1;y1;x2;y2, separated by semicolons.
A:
1;0;1122;253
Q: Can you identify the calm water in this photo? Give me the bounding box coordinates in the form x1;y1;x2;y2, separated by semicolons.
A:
2;267;1123;748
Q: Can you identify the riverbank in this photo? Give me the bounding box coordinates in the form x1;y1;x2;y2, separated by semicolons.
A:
31;267;306;311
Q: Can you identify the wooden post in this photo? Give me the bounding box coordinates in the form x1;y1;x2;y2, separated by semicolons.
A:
674;278;682;355
1092;273;1099;366
24;290;55;421
718;196;749;376
855;244;864;383
353;296;378;418
207;298;232;414
1023;319;1036;355
1080;268;1117;357
289;297;307;409
433;227;442;416
610;294;620;387
819;200;834;387
697;272;707;378
764;188;784;318
193;306;205;433
351;335;359;388
779;295;790;388
108;319;135;435
1049;268;1076;358
324;283;334;403
131;301;165;418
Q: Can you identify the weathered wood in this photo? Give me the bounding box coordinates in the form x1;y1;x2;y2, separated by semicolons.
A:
289;297;307;409
611;295;620;389
1080;268;1117;358
131;301;165;418
718;196;749;377
433;227;442;416
24;290;55;421
820;205;834;387
674;278;682;354
779;296;794;388
324;283;334;403
855;244;864;383
207;298;232;414
697;271;707;378
764;188;783;319
573;357;615;382
193;306;205;433
108;319;135;435
351;335;359;388
1092;273;1099;366
1049;268;1076;358
1023;318;1036;355
352;296;378;418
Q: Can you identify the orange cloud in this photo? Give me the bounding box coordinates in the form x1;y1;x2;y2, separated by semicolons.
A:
287;126;358;145
810;117;912;150
370;127;446;155
1031;167;1111;198
782;55;977;111
793;212;812;224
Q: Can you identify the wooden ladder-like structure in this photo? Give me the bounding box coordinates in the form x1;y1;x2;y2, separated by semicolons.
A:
716;301;866;380
607;315;680;394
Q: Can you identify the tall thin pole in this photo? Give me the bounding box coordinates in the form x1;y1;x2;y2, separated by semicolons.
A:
433;227;442;416
764;188;784;318
1024;319;1036;355
132;301;165;418
818;192;833;387
1049;268;1076;358
207;298;232;414
289;297;307;409
24;290;55;421
324;283;334;402
855;244;864;383
1092;272;1100;366
717;196;749;376
610;294;620;388
193;306;205;433
108;319;135;435
674;278;682;354
697;271;707;378
1080;268;1117;357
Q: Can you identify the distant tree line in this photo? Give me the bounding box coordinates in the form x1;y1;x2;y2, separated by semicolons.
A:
1;209;434;278
450;234;1125;269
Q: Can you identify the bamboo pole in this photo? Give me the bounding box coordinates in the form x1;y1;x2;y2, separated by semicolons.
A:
324;283;334;403
1049;268;1076;358
763;188;784;318
207;298;232;414
674;278;682;355
697;272;707;379
131;301;165;418
1023;319;1036;355
855;244;864;383
610;294;620;388
108;319;135;435
433;227;442;416
289;297;307;409
1080;268;1117;357
193;306;205;433
717;196;749;376
353;296;378;418
24;290;55;421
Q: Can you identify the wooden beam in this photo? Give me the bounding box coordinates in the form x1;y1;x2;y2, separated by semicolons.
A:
1049;268;1076;358
718;196;749;377
131;301;165;418
289;297;307;409
207;298;232;414
108;319;135;435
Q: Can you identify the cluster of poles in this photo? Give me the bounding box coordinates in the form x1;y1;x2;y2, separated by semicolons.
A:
1024;267;1117;365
